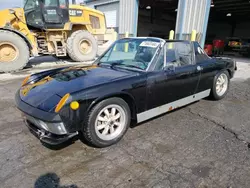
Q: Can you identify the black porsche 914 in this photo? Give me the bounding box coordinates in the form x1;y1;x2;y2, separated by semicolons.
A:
15;37;237;148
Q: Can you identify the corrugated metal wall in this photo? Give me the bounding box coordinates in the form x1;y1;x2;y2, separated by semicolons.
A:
119;0;138;36
175;0;211;47
183;0;206;33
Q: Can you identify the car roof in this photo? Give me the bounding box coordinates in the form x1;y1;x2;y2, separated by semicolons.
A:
122;37;165;42
122;37;192;44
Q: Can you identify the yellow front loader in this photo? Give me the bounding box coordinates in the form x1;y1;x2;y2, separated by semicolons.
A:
0;0;114;72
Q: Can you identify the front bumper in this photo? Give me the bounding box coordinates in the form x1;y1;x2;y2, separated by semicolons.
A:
15;91;78;145
22;113;68;135
24;119;78;145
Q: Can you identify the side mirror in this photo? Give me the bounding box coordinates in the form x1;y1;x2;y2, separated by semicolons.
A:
9;9;16;14
164;64;175;71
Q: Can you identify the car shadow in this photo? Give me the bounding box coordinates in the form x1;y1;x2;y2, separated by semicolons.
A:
41;135;79;151
34;172;78;188
41;133;96;150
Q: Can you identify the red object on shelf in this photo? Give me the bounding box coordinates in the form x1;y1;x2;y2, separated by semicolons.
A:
204;44;213;55
213;39;225;49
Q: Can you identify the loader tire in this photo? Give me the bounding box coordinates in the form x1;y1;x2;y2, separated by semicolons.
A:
0;30;29;73
66;30;97;62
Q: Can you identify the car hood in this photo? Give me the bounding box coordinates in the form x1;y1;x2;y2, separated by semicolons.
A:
19;65;137;111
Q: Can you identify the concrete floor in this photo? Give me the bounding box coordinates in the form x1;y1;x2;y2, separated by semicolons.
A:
1;57;250;188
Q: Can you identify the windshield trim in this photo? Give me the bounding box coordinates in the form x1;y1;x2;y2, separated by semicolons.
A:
145;41;165;72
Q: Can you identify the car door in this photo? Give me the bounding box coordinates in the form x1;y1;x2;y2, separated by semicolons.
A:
146;41;202;110
193;42;218;93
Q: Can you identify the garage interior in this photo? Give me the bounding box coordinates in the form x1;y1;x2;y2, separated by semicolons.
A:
137;0;178;39
205;0;250;57
137;0;250;57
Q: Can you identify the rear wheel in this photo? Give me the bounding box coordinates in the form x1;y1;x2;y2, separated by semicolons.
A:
82;97;131;148
66;30;97;62
0;30;29;73
210;70;230;100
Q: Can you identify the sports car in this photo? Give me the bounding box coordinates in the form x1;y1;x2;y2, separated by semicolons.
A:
15;37;237;148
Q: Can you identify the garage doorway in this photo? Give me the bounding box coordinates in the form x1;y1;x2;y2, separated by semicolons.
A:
137;0;178;39
205;0;250;57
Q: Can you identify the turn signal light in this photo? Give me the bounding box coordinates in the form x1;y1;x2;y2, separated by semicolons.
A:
55;93;70;113
70;101;79;110
21;75;31;86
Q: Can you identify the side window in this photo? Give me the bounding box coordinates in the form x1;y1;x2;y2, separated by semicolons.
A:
164;42;193;68
24;0;39;11
90;15;101;29
194;42;210;63
59;0;67;8
24;0;43;25
175;42;192;66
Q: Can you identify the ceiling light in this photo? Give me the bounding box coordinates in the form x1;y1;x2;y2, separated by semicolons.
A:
227;13;232;17
211;0;215;7
146;6;151;10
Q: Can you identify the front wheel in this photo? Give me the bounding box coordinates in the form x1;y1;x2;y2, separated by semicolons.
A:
82;97;131;148
210;70;230;100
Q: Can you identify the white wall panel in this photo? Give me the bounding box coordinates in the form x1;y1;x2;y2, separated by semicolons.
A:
96;2;119;28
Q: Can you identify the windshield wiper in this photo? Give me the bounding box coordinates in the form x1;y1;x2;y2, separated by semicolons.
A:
110;63;144;70
98;60;123;66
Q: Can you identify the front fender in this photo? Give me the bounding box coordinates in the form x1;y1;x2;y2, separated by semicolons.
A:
89;91;136;110
69;90;137;132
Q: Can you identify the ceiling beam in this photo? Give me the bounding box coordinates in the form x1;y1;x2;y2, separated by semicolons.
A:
214;2;250;7
219;9;250;12
216;6;250;10
214;0;246;4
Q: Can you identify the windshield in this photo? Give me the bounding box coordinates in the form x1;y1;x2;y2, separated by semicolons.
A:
98;38;161;70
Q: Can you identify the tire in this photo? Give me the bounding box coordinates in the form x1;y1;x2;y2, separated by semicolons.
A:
0;30;29;73
66;30;97;62
210;70;230;100
82;97;131;148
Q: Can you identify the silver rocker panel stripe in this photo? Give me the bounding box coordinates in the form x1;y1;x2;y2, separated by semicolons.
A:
137;89;211;123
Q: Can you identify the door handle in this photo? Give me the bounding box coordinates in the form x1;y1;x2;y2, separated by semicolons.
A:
197;65;203;71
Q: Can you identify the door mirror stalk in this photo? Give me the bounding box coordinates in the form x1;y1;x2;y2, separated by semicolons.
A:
164;65;175;71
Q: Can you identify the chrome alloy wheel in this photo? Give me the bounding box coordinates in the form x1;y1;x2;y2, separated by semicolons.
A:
216;73;228;96
95;104;126;141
